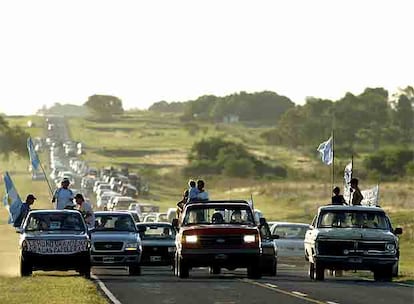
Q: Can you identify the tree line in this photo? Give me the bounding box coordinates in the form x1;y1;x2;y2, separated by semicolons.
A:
0;116;29;158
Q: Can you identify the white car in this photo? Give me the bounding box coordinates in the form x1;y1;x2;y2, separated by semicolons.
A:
112;196;137;211
270;222;310;257
96;192;121;209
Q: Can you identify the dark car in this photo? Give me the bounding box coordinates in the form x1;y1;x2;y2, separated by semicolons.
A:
174;200;268;279
91;211;142;275
18;210;91;277
137;223;176;266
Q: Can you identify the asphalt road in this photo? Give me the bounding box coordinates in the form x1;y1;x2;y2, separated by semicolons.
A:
93;261;414;304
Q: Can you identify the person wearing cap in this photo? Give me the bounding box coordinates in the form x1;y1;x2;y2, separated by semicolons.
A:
74;193;95;228
13;194;36;227
52;178;74;210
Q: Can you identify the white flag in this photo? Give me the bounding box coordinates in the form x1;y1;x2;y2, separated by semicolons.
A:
344;162;352;185
317;136;333;165
361;185;380;206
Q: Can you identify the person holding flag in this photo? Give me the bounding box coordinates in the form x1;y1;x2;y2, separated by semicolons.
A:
13;194;36;227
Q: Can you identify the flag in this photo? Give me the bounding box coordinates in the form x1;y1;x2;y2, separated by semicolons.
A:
344;161;353;185
3;172;23;224
317;136;333;165
361;185;380;206
27;137;40;171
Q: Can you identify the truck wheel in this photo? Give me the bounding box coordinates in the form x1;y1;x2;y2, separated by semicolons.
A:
79;266;91;279
129;264;141;276
247;262;262;279
308;262;315;280
210;266;221;275
177;258;189;279
392;262;399;277
374;267;392;282
20;256;32;277
314;262;325;280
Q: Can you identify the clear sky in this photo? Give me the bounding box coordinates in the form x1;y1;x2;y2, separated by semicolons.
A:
0;0;412;115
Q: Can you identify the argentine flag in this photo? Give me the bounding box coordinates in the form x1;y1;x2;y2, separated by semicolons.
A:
27;137;40;171
2;172;23;224
317;136;333;165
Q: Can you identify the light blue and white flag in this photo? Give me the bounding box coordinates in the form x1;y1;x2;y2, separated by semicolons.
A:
344;161;352;185
27;137;40;171
3;172;23;224
317;136;333;165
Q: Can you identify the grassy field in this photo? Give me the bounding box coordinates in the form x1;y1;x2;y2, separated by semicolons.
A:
0;117;108;303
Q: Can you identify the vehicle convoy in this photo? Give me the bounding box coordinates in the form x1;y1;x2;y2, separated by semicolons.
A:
174;200;274;279
91;211;142;275
137;223;176;266
18;210;91;277
304;205;402;281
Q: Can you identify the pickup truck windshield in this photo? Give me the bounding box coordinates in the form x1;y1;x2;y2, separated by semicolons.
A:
25;213;85;232
95;214;136;232
182;206;254;226
318;211;389;230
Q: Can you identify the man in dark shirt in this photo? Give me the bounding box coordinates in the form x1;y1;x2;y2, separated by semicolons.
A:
13;194;36;227
331;187;346;205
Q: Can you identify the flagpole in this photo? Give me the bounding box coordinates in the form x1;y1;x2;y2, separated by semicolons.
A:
39;161;54;197
331;130;335;191
348;154;353;205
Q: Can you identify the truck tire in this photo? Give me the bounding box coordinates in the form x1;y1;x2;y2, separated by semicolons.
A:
177;258;189;279
314;262;325;281
392;262;399;277
374;267;392;282
308;262;315;280
20;256;32;277
129;264;141;276
247;262;262;279
210;266;221;275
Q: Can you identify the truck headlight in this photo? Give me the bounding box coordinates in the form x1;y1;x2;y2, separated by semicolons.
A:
185;235;198;243
243;235;256;243
168;247;176;253
386;243;396;251
125;242;138;251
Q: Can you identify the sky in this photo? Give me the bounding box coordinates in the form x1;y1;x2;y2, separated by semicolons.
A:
0;0;413;115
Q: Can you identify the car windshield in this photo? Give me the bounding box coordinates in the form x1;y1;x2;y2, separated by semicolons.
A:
318;211;390;229
138;225;174;239
25;213;85;232
94;214;136;232
273;226;308;239
182;205;254;226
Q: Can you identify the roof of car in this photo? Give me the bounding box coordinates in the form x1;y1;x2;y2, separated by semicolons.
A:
185;200;250;206
318;205;384;212
95;211;135;216
28;209;81;215
137;222;172;227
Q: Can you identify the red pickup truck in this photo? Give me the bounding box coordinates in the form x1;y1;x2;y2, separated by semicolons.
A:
174;200;270;279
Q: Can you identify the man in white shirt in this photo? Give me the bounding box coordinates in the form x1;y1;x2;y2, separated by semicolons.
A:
74;193;95;228
52;178;74;210
196;179;209;201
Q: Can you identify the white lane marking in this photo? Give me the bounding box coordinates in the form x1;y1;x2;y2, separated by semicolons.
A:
92;274;122;304
326;302;340;304
265;283;278;288
359;276;413;288
292;291;308;297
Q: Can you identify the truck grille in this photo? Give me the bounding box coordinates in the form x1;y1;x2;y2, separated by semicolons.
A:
317;240;386;255
94;242;123;251
198;235;243;248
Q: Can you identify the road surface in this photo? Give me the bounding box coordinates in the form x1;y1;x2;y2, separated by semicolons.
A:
93;261;413;304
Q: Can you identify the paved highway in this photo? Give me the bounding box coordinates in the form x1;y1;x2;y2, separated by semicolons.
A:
93;261;413;304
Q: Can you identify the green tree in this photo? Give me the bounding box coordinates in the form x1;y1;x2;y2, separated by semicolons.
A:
0;116;29;158
84;95;124;119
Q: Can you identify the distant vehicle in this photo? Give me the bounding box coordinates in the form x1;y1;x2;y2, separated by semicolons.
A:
167;208;177;223
112;196;137;211
305;205;402;281
120;184;138;198
137;223;176;266
270;222;310;257
136;203;160;216
156;213;168;222
18;210;91;277
31;171;46;181
143;213;157;223
96;191;121;209
91;211;142;275
174;200;274;279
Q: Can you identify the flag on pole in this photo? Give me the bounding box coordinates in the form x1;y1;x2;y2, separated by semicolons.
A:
344;161;352;185
317;136;333;165
361;185;380;206
2;172;23;224
27;137;40;171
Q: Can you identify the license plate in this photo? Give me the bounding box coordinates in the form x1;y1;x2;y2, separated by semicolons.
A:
150;256;161;262
103;256;115;263
349;257;363;263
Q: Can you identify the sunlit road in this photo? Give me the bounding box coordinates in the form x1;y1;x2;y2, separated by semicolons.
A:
92;261;413;304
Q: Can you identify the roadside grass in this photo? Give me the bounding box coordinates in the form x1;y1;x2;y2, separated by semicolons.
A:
0;118;107;303
0;276;107;304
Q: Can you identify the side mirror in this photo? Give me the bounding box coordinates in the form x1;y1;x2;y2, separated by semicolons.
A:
172;218;179;229
259;217;267;226
394;227;403;235
137;225;146;233
15;228;23;234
